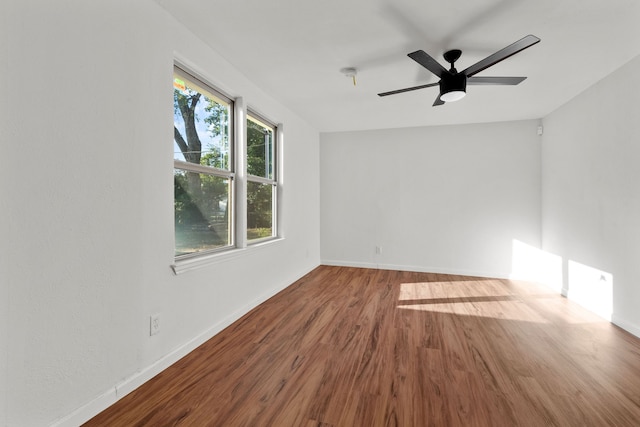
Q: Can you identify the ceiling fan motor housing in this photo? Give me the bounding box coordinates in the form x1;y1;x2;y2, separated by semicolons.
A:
439;72;467;101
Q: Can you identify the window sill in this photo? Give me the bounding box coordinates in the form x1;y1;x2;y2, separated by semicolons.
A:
171;237;284;275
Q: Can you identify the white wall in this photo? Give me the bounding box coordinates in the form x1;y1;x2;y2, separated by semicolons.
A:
4;1;638;425
320;120;542;278
541;54;640;335
0;1;320;426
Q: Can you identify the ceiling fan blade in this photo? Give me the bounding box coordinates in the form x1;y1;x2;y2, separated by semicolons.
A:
462;35;540;78
433;95;444;106
378;82;439;97
408;50;448;78
467;76;527;85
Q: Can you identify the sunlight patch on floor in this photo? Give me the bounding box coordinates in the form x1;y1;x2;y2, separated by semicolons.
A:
397;281;551;323
509;239;613;323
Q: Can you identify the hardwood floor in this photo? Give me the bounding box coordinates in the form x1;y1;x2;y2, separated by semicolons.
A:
85;266;640;426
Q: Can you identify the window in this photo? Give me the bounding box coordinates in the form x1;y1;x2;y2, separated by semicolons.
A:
173;67;234;258
246;113;277;242
172;64;281;266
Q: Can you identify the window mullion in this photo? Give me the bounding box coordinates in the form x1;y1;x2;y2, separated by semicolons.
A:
234;97;247;249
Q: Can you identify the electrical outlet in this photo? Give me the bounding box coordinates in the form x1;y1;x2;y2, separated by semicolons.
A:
376;246;383;255
150;313;160;336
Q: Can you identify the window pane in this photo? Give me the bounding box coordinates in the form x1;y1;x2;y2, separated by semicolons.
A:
174;170;231;256
174;73;231;170
247;181;274;241
247;115;274;179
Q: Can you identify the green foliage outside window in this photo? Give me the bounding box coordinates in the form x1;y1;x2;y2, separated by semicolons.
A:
247;116;275;239
173;81;232;255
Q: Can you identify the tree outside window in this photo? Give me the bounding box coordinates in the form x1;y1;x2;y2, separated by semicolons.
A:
173;70;233;257
247;114;276;241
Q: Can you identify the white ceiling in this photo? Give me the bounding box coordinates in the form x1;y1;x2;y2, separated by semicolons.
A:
156;0;640;132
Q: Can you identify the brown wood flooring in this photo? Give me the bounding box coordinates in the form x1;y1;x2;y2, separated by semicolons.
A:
85;266;640;426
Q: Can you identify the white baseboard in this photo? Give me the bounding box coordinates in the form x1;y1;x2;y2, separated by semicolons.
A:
611;314;640;339
320;259;510;280
321;259;377;269
377;262;511;280
51;264;319;427
50;387;116;427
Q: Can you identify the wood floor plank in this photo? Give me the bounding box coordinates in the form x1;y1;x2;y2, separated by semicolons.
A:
85;266;640;426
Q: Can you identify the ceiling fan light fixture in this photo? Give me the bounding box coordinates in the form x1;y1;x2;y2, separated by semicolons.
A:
440;90;466;102
439;72;467;103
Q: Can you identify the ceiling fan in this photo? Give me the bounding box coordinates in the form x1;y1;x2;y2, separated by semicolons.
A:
378;35;540;106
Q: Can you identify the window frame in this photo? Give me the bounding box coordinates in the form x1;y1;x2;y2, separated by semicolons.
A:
171;61;284;274
246;110;278;244
173;65;236;261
